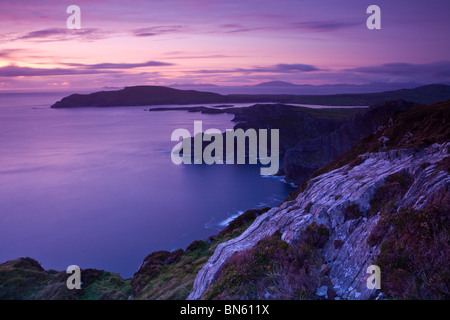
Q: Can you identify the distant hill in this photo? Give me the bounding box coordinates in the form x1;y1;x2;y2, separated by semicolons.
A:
51;84;450;108
51;86;229;108
254;81;297;87
169;83;219;88
306;84;450;106
168;82;431;95
229;84;450;106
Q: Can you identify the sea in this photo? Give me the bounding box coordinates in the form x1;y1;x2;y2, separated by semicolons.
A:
0;91;299;278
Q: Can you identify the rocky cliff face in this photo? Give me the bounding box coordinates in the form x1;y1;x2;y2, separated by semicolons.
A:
173;100;420;185
188;100;450;300
188;142;450;300
177;100;420;186
282;100;419;184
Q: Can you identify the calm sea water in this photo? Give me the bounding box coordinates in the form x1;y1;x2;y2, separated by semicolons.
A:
0;92;295;278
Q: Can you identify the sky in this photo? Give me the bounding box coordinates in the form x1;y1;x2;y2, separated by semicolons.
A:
1;0;450;91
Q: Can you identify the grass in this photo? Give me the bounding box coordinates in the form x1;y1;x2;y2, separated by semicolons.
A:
343;204;363;221
436;156;450;173
365;174;450;300
0;208;270;300
81;271;131;300
203;222;330;300
372;203;450;299
0;258;131;300
367;171;413;218
130;207;271;300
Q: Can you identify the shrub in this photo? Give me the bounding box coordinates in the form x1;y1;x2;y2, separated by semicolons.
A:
218;207;270;237
436;156;450;173
300;221;330;248
204;223;330;300
343;204;363;221
367;171;413;217
304;202;314;213
333;239;343;249
373;204;450;299
130;207;266;299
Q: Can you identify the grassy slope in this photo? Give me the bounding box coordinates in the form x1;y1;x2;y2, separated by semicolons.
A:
130;208;271;300
366;169;450;299
203;223;330;300
0;208;270;300
0;258;131;300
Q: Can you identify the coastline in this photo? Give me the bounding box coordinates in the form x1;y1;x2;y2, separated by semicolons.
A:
0;206;273;300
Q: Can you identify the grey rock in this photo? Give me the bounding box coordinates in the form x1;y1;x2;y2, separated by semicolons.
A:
316;285;328;299
188;142;450;300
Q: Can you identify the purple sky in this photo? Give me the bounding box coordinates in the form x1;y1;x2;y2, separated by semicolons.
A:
1;0;449;91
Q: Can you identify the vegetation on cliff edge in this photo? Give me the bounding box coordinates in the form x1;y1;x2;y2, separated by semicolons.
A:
203;222;330;300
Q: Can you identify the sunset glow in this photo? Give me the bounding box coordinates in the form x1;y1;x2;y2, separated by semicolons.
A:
1;0;450;91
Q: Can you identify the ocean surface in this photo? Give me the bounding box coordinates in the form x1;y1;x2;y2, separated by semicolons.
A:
0;92;298;278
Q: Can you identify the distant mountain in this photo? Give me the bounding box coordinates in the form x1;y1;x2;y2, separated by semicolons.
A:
169;83;219;88
101;86;124;90
312;84;450;106
254;81;297;87
51;84;450;108
168;82;432;95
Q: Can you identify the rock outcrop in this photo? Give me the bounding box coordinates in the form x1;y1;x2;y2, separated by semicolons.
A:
188;142;450;300
188;100;450;300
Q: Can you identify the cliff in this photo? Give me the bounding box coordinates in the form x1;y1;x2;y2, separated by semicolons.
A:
229;100;419;184
188;100;450;300
282;100;420;184
153;100;420;185
2;99;449;300
183;100;420;185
